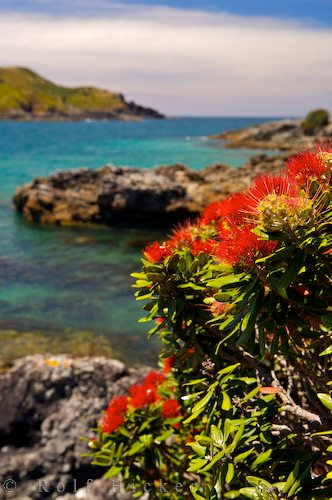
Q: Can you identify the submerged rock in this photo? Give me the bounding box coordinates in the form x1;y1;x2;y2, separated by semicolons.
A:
0;355;149;499
13;156;287;228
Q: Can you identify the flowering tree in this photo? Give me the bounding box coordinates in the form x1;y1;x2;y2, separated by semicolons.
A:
89;149;332;499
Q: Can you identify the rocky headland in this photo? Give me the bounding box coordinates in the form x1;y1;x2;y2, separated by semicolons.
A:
0;355;148;499
13;154;288;228
0;67;163;121
210;111;332;151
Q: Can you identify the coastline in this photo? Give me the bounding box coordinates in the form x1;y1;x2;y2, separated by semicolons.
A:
13;154;287;228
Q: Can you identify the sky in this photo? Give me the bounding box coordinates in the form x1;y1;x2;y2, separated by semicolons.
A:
0;0;331;116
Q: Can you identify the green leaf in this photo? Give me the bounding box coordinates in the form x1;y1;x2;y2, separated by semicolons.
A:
179;282;205;291
225;463;235;483
192;390;214;413
211;425;224;447
187;442;207;457
154;428;174;444
234;447;255;463
239;487;261;499
321;314;332;328
252;449;273;469
240;385;261;405
222;392;232;411
242;287;265;332
231;419;245;450
236;324;254;346
317;393;332;410
288;462;312;496
127;441;145;456
189;485;206;500
283;461;300;494
277;253;305;291
199;449;226;472
184;378;207;386
246;477;273;488
311;429;332;437
320;344;332;356
104;466;122;478
224;492;241;499
208;274;244;289
181;391;205;401
217;363;241;380
183;390;214;424
187;458;208;473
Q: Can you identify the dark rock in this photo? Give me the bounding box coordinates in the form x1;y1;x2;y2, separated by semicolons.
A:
13;156;289;228
0;355;149;499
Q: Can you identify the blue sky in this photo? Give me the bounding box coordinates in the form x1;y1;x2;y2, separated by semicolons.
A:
2;0;331;25
0;0;331;115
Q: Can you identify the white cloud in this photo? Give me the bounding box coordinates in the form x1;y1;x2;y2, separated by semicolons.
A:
0;5;331;115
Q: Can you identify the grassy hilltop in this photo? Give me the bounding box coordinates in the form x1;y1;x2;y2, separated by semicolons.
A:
0;67;163;120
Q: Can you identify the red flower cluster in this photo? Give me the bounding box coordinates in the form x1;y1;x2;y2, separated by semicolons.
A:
216;225;277;268
101;395;129;434
285;150;329;186
143;241;173;263
129;370;166;409
162;400;181;419
163;355;175;374
100;370;183;436
200;192;249;226
142;149;330;269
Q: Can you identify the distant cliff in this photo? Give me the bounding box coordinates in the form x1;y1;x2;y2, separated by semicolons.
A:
0;67;164;121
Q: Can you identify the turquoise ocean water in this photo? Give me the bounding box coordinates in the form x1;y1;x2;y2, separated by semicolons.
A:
0;117;278;363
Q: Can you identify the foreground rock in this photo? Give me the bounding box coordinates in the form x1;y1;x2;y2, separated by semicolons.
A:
13;155;287;228
0;355;149;499
210;118;332;151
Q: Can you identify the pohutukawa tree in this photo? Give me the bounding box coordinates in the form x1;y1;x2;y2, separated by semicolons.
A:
89;147;332;499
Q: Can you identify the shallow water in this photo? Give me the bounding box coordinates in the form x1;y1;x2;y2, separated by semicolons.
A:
0;116;280;364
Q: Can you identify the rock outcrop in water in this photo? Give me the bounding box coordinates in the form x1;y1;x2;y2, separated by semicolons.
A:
13;155;287;228
210;117;332;151
0;355;148;499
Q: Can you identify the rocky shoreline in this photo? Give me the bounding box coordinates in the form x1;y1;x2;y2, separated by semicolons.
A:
210;118;332;151
1;101;164;122
13;154;288;228
0;355;149;499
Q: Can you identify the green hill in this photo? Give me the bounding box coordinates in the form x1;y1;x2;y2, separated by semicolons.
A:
0;67;163;120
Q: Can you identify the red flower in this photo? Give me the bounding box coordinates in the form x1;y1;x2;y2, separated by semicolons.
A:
170;222;195;249
285;151;327;186
216;226;277;268
107;395;129;414
162;399;181;418
200;192;249;226
143;241;172;263
247;175;299;209
163;356;175;374
191;238;216;256
144;370;166;387
129;383;159;408
101;411;124;434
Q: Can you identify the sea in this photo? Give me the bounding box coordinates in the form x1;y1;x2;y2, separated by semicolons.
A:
0;117;279;364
